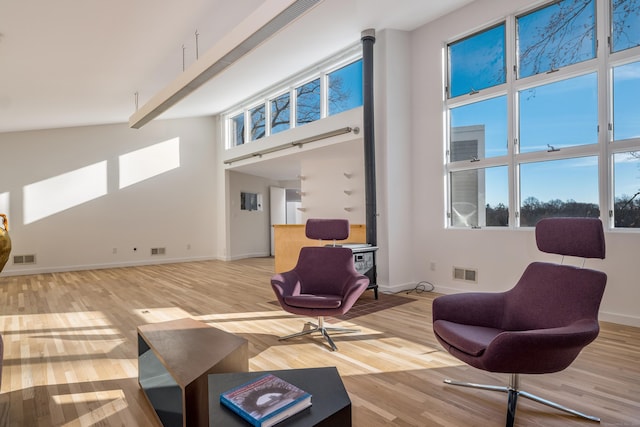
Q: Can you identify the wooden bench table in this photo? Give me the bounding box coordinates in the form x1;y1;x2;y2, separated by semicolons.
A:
138;318;248;427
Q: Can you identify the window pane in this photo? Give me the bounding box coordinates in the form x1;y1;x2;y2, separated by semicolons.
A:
517;0;595;78
450;166;509;227
296;78;321;126
613;152;640;227
230;113;245;146
270;93;291;135
519;157;599;226
450;96;508;160
448;24;506;98
611;0;640;52
250;104;265;141
519;73;597;153
328;60;363;116
613;61;640;141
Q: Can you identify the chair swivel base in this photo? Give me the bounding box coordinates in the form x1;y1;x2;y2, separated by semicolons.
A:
279;316;359;351
444;373;600;427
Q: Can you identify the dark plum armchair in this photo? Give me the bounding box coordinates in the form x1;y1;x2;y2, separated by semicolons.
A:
433;217;607;426
271;219;369;351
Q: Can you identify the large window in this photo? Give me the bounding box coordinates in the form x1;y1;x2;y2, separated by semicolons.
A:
448;24;506;98
446;0;640;229
612;60;640;141
518;73;598;153
450;96;508;159
613;152;640;227
226;54;363;147
611;0;640;52
517;0;596;78
519;157;600;226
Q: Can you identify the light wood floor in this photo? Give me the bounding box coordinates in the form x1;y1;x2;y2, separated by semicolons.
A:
0;258;638;427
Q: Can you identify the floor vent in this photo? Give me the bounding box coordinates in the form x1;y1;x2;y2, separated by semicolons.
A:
14;254;36;265
151;247;166;256
453;267;477;283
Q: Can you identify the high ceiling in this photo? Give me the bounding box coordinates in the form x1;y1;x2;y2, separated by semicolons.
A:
0;0;475;134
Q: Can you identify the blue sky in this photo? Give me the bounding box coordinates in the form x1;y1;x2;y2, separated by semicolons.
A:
449;0;640;208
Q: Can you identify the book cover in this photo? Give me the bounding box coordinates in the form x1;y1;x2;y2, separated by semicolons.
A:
220;373;312;427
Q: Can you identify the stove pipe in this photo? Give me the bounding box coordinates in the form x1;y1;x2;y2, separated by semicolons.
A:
361;29;377;246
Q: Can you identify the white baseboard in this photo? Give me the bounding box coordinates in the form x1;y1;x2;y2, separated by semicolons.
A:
377;282;422;295
599;311;640;328
226;252;271;261
0;255;216;277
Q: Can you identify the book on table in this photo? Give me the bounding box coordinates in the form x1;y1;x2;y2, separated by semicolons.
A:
220;373;312;427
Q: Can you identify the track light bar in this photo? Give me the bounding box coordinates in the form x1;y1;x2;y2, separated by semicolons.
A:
129;0;322;129
224;126;359;165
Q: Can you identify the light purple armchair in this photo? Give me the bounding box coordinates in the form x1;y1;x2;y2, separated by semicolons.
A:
433;217;607;426
271;219;369;351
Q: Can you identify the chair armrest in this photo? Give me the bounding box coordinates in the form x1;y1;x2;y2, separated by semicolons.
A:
432;292;506;329
342;274;369;296
493;319;600;350
271;270;302;297
339;274;370;312
481;319;601;373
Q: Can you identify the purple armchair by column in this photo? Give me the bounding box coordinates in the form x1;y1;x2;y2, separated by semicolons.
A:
433;217;607;426
271;219;369;351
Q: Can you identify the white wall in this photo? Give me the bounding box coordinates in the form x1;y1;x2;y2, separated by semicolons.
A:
227;170;279;260
374;29;416;292
0;117;218;275
299;139;365;224
407;0;640;326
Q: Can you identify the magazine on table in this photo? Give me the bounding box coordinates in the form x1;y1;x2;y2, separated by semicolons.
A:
220;373;312;427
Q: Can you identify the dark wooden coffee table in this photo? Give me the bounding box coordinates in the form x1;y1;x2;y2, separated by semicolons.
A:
208;367;351;426
138;318;249;427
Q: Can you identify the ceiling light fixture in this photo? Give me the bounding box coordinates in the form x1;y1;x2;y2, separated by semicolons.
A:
129;0;322;129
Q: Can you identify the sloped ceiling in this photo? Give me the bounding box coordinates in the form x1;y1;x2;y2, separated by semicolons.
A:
0;0;475;134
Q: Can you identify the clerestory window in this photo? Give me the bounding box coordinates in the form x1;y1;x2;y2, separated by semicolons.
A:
226;52;363;148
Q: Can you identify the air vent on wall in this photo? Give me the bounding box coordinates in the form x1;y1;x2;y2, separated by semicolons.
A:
151;247;166;256
14;254;36;265
453;266;477;283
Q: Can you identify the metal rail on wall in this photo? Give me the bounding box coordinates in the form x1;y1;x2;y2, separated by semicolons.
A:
223;126;359;165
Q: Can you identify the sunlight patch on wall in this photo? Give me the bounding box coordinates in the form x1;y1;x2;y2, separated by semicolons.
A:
23;161;108;225
0;192;9;216
119;137;180;189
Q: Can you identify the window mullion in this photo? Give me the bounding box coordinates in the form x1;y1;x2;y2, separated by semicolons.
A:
598;0;613;228
321;73;328;119
505;13;518;228
265;99;272;138
290;87;297;130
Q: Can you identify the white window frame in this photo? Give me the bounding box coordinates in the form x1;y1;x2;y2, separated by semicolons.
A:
224;44;362;150
444;0;640;231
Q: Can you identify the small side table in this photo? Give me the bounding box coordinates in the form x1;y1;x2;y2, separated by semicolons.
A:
138;318;248;427
208;367;351;426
